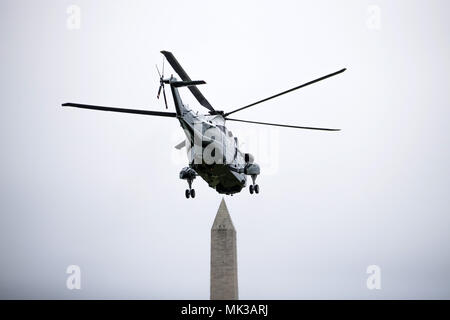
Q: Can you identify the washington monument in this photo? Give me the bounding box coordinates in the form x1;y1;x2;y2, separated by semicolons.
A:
210;199;238;300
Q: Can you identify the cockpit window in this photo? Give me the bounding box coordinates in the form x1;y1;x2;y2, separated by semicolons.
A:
217;125;226;133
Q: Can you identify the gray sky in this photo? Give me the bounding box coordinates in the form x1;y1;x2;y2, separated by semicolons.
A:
0;0;449;299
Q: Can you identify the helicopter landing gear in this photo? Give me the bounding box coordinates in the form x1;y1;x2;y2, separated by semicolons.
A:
185;188;195;199
249;174;260;195
185;179;196;199
179;167;197;199
249;184;260;194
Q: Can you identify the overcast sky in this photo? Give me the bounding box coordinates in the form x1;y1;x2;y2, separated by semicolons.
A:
0;0;449;299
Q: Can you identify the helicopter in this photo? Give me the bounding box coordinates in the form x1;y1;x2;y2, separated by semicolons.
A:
62;51;346;198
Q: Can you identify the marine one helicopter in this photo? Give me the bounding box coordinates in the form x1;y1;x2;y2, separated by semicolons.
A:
62;51;346;198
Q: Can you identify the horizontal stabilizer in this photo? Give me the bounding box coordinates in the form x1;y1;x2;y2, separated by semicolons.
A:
171;80;206;88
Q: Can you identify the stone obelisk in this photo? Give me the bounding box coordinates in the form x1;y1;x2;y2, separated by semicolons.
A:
210;198;238;300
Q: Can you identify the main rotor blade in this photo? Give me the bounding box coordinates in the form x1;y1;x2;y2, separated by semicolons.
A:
161;50;215;112
224;68;346;117
225;117;340;131
62;103;177;118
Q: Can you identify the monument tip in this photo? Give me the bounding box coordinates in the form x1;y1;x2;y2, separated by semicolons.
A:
212;198;235;231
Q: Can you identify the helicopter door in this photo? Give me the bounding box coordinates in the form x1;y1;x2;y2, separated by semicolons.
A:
189;119;205;164
223;129;235;164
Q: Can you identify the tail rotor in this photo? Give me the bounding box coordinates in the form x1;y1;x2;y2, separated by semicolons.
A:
156;59;168;109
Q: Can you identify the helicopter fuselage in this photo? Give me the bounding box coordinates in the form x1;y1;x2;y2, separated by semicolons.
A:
180;109;248;194
171;82;253;195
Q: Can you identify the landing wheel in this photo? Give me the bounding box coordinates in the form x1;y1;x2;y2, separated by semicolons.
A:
190;189;196;198
254;184;259;194
185;189;190;199
249;184;254;194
